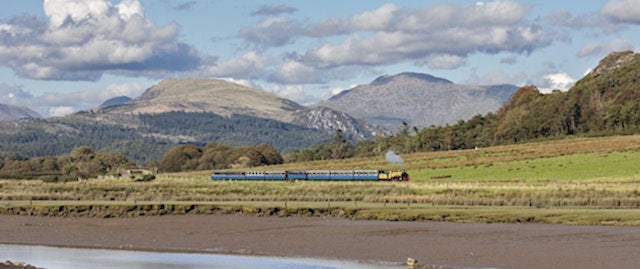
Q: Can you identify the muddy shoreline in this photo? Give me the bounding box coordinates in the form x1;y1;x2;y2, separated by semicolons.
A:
2;214;640;269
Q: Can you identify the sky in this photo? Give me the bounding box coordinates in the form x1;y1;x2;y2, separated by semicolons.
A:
0;0;639;117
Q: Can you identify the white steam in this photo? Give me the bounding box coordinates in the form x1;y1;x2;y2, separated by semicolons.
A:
385;150;404;164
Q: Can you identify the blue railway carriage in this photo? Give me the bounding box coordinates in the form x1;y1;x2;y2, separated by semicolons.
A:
211;171;246;180
301;170;379;181
212;170;287;181
211;169;384;181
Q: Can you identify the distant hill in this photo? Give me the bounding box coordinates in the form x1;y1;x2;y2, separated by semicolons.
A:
99;96;131;107
98;78;380;140
0;78;378;162
319;72;517;130
0;103;41;121
105;78;303;122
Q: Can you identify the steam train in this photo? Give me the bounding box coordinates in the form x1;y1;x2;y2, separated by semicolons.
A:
211;170;410;181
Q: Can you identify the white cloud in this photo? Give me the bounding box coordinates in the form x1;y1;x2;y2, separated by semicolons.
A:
270;60;322;84
465;71;527;86
320;84;358;100
237;1;552;83
423;54;465;69
539;72;575;93
0;0;204;81
0;82;146;117
349;3;401;31
261;84;319;105
240;17;304;48
601;0;640;24
202;51;269;79
217;77;257;88
49;106;75;117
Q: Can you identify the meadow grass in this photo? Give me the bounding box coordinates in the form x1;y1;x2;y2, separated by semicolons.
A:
2;135;640;225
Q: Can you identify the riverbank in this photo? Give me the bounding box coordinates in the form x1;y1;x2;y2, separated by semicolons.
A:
1;215;639;269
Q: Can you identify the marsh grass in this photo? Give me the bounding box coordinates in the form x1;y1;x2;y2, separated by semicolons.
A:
3;135;640;225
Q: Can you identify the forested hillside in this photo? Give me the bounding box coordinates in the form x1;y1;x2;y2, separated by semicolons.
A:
287;51;640;162
0;111;331;163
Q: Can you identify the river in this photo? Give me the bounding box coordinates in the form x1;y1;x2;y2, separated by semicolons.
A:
0;244;403;269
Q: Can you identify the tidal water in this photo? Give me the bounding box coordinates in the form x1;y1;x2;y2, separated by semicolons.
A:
0;244;403;269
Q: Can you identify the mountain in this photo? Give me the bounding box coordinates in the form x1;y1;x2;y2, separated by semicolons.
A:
0;103;41;121
0;78;377;162
104;78;304;122
319;72;518;130
97;78;377;139
99;96;131;107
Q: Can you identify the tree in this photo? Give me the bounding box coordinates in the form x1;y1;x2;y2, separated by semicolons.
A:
159;144;202;172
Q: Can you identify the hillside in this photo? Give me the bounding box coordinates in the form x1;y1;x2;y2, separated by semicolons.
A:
0;78;377;162
319;72;517;130
0;103;41;121
394;50;640;154
97;78;378;139
106;78;304;122
491;50;640;143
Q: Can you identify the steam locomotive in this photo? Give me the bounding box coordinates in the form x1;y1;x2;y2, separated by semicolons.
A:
211;170;410;181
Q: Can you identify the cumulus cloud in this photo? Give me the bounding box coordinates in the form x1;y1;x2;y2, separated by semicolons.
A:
320;84;358;100
465;70;528;86
0;0;204;81
422;54;466;69
201;51;269;80
239;0;552;84
240;17;305;48
261;84;319;105
0;82;146;117
538;72;576;93
49;106;75;117
601;0;640;24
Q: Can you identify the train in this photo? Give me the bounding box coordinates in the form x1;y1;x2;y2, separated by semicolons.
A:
211;170;410;181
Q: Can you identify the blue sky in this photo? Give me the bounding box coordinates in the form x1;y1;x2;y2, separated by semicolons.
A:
0;0;639;117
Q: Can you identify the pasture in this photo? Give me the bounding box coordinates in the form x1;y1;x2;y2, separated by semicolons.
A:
2;135;640;225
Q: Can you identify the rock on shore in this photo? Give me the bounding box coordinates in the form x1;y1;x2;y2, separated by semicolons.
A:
0;261;41;269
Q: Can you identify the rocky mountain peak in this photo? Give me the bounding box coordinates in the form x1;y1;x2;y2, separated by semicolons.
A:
105;78;304;122
292;106;384;141
371;72;453;86
589;50;639;76
320;72;517;130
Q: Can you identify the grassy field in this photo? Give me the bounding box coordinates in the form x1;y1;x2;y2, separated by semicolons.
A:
2;135;640;225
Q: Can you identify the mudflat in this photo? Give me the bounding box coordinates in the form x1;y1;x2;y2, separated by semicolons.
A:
1;214;639;269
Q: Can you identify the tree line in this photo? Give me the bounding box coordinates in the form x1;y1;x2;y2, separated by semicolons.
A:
0;146;134;182
157;142;283;172
286;56;640;162
0;142;284;180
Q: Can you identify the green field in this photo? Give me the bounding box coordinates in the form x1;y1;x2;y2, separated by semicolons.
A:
2;135;640;225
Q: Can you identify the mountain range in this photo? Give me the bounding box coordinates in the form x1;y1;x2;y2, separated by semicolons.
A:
0;72;517;162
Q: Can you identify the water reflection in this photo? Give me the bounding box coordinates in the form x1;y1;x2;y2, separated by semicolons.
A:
0;244;402;269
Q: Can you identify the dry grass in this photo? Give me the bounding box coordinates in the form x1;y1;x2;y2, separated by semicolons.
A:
2;135;640;225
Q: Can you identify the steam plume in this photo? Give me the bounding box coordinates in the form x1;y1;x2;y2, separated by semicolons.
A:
385;150;404;164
